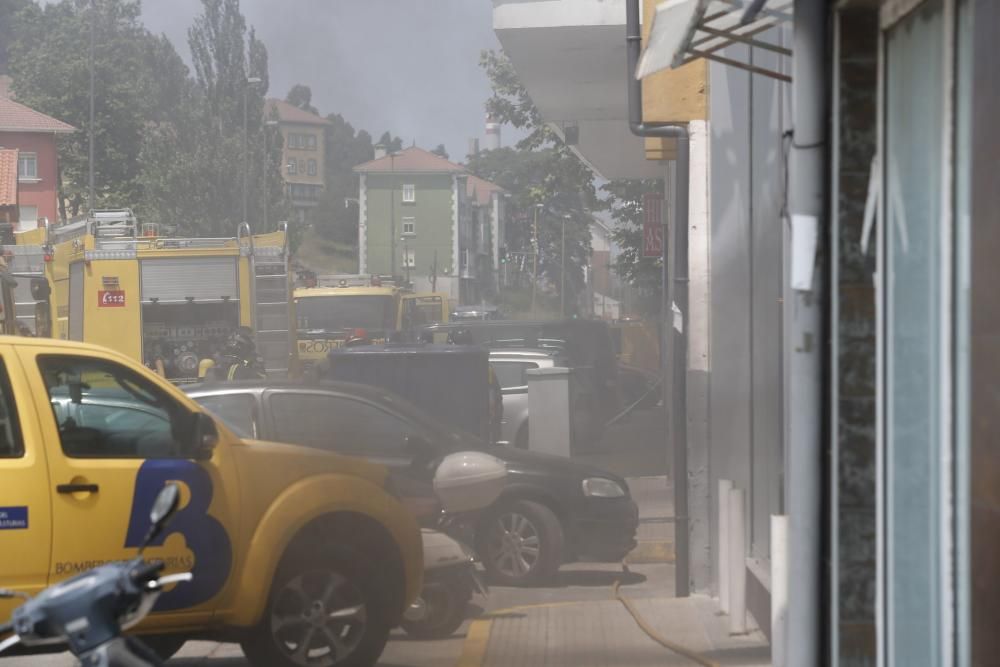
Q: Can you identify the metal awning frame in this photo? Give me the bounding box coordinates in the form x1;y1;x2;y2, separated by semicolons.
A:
645;0;794;83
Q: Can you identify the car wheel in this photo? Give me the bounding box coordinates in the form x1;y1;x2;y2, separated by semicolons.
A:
137;635;186;661
241;546;390;667
478;499;564;586
399;578;471;639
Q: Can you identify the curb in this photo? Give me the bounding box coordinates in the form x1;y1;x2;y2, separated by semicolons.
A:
625;540;675;564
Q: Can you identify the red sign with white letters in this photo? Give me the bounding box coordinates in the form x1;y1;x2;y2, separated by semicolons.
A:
98;290;126;307
642;193;664;258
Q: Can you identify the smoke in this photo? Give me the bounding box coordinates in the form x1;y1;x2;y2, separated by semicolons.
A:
140;0;501;160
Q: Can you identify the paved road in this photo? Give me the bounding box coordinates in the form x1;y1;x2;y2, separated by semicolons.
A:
0;561;672;666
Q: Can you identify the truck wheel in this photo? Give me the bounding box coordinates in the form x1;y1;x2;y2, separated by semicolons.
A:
242;546;391;667
478;499;564;586
399;579;472;639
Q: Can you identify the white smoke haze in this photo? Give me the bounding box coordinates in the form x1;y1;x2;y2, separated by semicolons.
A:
140;0;503;158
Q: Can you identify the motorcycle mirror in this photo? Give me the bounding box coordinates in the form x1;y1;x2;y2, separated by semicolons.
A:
140;483;181;554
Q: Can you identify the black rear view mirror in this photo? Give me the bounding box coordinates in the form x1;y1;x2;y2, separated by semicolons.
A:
191;412;219;460
30;277;50;302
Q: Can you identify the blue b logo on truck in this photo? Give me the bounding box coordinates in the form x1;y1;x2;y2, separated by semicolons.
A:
124;460;233;610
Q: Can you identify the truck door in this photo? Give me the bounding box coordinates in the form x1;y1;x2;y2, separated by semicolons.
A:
0;345;52;621
399;294;448;338
19;347;239;625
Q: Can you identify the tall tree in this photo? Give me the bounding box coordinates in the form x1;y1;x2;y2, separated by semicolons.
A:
376;131;403;153
285;84;318;114
140;0;286;237
7;0;190;218
310;113;377;244
475;50;601;314
0;0;31;75
431;144;449;160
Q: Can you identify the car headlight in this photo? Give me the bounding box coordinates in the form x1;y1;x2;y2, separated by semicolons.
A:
582;477;625;498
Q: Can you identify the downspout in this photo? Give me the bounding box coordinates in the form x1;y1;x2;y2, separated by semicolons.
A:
786;0;827;664
626;0;691;598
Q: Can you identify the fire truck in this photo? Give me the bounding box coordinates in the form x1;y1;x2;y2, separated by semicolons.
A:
7;210;295;382
293;273;449;370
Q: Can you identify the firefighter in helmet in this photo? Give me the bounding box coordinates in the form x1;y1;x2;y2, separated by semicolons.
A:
217;327;266;381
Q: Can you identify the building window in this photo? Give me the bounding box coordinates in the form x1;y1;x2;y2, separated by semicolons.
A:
17;153;37;181
402;217;415;235
307;134;317;150
307;159;317;176
402;183;415;203
287;134;298;149
403;248;415;268
287;158;297;175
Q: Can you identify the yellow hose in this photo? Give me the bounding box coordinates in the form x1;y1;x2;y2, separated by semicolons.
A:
613;570;721;667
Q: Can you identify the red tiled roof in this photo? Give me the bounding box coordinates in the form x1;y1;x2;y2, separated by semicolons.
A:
0;149;18;207
466;174;505;206
0;97;75;134
353;146;465;174
265;98;331;126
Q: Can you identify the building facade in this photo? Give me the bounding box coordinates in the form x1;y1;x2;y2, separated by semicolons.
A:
354;146;503;304
265;99;330;224
497;0;1000;664
0;95;74;230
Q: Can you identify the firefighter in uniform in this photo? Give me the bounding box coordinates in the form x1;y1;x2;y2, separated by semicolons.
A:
217;327;267;381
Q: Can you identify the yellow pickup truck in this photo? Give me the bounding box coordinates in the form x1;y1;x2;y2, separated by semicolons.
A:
0;336;422;666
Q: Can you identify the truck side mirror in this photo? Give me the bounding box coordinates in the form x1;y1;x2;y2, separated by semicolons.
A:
30;277;50;302
191;412;219;461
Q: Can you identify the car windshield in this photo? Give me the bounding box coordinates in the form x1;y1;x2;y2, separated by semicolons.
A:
295;295;395;333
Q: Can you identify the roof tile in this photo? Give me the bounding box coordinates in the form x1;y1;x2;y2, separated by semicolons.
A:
265;98;331;126
353;146;465;174
0;98;75;134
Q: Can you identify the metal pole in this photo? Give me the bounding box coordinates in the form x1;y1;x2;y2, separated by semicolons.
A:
560;216;566;317
403;236;411;284
786;0;827;664
531;205;539;313
88;0;96;211
242;83;249;225
390;153;396;278
626;0;691;597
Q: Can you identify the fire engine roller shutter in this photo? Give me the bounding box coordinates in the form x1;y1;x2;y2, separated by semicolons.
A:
140;257;239;303
69;262;84;341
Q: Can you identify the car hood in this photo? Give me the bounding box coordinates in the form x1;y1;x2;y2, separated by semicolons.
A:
485;444;628;487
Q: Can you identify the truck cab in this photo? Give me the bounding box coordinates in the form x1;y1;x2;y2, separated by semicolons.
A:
0;336;422;666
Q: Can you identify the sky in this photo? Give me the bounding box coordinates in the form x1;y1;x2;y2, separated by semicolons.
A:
139;0;506;160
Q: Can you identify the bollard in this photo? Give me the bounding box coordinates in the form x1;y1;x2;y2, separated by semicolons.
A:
771;514;789;667
718;479;733;613
728;487;747;634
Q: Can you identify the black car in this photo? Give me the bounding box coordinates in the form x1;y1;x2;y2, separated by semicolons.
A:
184;380;639;586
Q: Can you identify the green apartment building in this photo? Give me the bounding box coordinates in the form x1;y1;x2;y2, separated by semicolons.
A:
354;146;504;304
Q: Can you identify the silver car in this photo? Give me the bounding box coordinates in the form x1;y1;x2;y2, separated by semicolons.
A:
490;349;568;449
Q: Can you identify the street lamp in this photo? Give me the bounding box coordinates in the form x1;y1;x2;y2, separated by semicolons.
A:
401;234;411;286
263;118;278;228
243;76;264;227
530;203;543;313
560;214;570;318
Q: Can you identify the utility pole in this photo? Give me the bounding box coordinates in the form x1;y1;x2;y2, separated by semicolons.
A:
402;234;411;285
430;249;438;292
88;0;96;211
531;204;541;313
560;214;568;317
390;152;397;278
242;76;262;226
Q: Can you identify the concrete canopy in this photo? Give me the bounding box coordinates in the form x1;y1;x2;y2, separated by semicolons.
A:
493;0;665;181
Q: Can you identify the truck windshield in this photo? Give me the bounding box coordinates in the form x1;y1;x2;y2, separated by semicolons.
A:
296;295;395;333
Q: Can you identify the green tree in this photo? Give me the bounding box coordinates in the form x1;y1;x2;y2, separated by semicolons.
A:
476;50;602;314
0;0;31;75
376;131;403;153
285;83;318;114
140;0;287;238
310;113;377;244
8;0;191;218
602;178;664;313
431;144;449;160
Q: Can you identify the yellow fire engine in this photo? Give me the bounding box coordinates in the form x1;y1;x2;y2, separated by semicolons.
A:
293;274;449;369
9;210;295;382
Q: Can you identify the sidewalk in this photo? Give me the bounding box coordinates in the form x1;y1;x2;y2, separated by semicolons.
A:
457;595;770;667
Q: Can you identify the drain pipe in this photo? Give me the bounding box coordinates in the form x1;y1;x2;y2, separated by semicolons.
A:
626;0;691;598
786;0;827;665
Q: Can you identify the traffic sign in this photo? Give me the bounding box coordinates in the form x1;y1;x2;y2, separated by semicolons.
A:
642;193;664;258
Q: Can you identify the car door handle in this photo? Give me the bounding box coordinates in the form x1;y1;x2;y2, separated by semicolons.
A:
56;483;99;494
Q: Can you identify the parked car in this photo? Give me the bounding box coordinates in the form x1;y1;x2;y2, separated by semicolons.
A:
185;380;639;586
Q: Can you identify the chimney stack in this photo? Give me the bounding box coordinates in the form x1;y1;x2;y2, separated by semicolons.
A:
374;143;387;159
485;115;501;151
